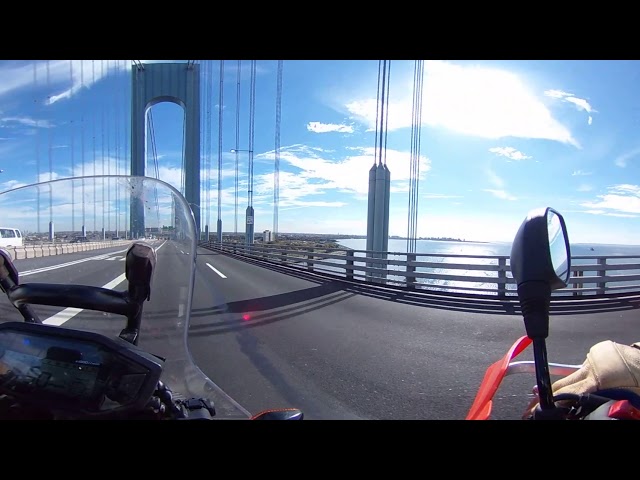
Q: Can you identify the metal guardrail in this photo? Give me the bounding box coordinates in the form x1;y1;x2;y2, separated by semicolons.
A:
200;241;640;297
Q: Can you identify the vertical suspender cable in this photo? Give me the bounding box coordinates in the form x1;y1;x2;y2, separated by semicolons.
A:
69;60;75;232
33;62;41;234
235;60;241;236
101;60;105;234
46;61;52;225
80;60;86;230
274;60;283;239
248;60;256;208
218;60;224;230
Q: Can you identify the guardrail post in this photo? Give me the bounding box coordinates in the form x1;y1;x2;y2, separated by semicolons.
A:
346;255;354;280
281;249;286;264
573;269;583;296
307;252;314;271
498;258;506;297
597;258;606;295
406;253;416;289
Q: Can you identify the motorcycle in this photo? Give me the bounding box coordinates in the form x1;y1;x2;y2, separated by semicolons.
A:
466;207;640;420
0;175;303;420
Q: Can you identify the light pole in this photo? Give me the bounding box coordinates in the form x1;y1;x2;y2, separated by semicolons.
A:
230;148;254;246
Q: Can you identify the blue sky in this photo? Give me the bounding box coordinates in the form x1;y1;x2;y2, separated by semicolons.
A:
0;59;639;245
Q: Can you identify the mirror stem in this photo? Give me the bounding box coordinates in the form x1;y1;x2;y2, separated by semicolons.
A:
532;338;555;410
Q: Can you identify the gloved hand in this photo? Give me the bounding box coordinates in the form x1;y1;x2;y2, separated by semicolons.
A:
522;340;640;419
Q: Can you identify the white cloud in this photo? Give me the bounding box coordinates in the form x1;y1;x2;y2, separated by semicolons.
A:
486;168;505;188
580;184;640;215
0;180;28;192
614;147;640;168
583;210;638;218
0;60;131;105
484;189;517;201
572;169;592;176
544;89;596;126
255;144;431;199
306;122;354;134
0;116;54;128
577;184;592;192
489;146;532;161
342;60;579;147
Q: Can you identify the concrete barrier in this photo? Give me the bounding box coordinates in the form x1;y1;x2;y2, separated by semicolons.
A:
5;240;133;262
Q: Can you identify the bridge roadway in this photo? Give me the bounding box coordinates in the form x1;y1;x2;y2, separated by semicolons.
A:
1;241;638;420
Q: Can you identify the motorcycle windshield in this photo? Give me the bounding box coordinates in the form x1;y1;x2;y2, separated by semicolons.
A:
0;175;250;419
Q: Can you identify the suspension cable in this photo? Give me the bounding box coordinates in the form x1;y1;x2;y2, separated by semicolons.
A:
235;60;241;235
383;61;391;165
218;60;224;228
123;60;130;238
115;60;120;233
407;60;424;253
374;61;382;166
204;60;212;233
106;60;111;235
70;60;76;232
101;60;105;234
46;61;52;224
92;60;97;234
33;62;40;234
274;60;283;239
80;60;86;230
147;108;161;229
248;60;256;207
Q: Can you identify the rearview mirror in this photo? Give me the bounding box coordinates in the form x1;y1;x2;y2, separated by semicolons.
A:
510;207;570;340
510;207;571;290
509;207;571;416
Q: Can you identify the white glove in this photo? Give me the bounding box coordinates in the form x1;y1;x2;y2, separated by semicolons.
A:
522;340;640;418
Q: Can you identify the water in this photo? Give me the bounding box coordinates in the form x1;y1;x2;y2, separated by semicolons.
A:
327;239;640;296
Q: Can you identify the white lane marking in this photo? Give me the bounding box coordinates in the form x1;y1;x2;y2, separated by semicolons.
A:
206;262;227;279
21;248;130;277
43;273;127;326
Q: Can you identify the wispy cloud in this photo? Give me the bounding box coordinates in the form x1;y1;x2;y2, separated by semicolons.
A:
254;144;431;204
486;168;505;188
489;146;532;161
580;184;640;215
614;147;640;168
342;60;580;147
485;167;517;200
544;89;596;125
0;116;54;128
0;179;28;191
484;189;517;201
577;184;593;192
307;122;354;134
572;169;592;176
582;210;638;218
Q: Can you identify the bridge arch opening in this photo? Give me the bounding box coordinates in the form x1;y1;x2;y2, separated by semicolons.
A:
130;63;201;238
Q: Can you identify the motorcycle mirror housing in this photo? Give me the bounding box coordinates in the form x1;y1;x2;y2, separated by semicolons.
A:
510;207;571;339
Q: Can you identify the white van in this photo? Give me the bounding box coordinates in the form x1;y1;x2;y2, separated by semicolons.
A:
0;227;23;247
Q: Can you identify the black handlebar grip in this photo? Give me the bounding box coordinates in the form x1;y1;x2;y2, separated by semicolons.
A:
125;242;157;302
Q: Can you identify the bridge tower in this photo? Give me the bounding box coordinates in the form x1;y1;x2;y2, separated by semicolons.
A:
130;62;201;238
